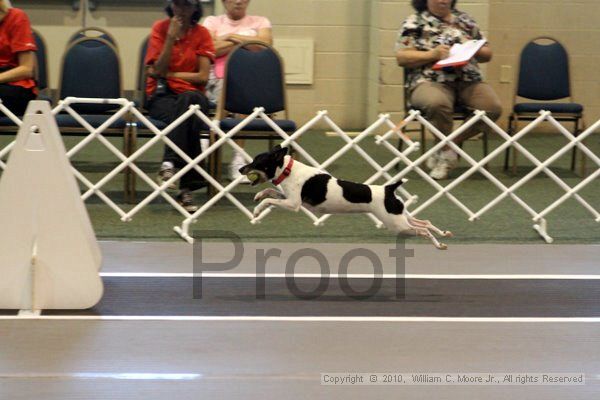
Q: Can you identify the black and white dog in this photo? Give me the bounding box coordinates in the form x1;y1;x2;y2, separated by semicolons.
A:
239;145;452;249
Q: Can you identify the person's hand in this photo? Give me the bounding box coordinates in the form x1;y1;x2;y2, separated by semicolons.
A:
167;16;183;41
224;34;243;44
431;45;451;61
146;66;159;78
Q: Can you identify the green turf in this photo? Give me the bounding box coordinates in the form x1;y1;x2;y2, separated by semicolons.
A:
1;132;598;243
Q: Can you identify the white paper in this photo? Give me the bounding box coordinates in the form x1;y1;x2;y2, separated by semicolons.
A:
433;39;486;69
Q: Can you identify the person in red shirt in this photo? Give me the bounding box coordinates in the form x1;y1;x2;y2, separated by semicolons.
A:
0;0;37;116
145;0;215;212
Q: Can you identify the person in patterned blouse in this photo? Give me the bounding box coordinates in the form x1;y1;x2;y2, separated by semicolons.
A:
396;0;502;180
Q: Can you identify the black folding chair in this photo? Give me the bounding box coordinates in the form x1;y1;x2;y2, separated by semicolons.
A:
212;41;296;184
505;37;585;175
67;27;118;48
55;36;133;198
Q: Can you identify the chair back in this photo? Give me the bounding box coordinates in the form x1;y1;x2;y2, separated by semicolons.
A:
58;37;122;113
516;37;571;101
221;42;287;116
136;35;150;108
68;27;118;48
32;30;48;91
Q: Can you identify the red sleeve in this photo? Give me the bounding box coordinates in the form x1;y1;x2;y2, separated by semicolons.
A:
195;26;215;62
9;10;37;53
145;20;167;66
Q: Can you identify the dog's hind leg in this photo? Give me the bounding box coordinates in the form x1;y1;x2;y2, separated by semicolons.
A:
413;227;447;250
386;215;448;250
407;215;453;238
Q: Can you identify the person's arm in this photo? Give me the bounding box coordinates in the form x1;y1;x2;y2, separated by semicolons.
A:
211;32;237;57
212;27;273;57
227;27;272;46
168;56;211;86
0;51;35;84
474;44;492;63
151;17;183;77
396;45;450;69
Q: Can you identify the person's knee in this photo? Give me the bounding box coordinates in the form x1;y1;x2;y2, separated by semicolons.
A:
180;91;209;109
411;95;453;116
485;100;503;121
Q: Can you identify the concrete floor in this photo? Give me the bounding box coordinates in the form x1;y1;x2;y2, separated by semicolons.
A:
0;242;599;399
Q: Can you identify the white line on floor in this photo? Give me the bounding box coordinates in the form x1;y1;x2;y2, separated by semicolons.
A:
1;315;600;322
99;272;600;280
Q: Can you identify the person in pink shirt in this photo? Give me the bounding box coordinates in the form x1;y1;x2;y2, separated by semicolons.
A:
203;0;272;182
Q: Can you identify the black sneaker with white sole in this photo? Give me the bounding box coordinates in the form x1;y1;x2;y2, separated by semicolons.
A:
176;189;198;213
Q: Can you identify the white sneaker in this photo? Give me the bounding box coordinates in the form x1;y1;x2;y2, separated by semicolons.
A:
229;162;251;184
429;150;458;180
426;152;440;170
200;138;210;152
229;151;251;184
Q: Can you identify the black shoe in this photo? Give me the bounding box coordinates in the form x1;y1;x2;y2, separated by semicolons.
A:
176;189;198;213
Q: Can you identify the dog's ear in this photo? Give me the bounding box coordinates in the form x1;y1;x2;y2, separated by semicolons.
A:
271;145;288;155
274;145;288;165
278;146;289;155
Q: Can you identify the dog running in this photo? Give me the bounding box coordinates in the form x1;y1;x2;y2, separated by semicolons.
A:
239;145;452;250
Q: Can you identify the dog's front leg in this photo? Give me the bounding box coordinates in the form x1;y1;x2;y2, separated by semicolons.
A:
254;188;286;202
253;197;302;217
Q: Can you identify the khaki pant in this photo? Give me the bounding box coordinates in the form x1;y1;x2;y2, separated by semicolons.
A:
410;81;502;145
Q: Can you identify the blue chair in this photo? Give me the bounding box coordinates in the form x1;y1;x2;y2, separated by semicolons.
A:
33;29;50;100
56;36;126;125
213;41;297;181
56;36;133;199
68;27;118;49
505;37;585;174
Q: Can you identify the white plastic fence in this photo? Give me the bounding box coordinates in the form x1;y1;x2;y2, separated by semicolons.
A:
0;97;598;244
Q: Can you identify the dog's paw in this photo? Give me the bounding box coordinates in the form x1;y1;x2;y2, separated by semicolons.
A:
443;231;453;238
437;243;448;250
254;191;266;202
253;205;264;218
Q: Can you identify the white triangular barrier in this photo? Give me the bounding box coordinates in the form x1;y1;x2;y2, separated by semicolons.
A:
0;101;103;311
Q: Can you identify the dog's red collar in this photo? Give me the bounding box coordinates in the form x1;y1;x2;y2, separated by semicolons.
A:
272;158;294;186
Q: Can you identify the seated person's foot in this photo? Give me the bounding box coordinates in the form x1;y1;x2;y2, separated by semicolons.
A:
176;189;198;213
157;161;178;190
200;138;210;152
426;151;440;170
229;161;251;184
429;149;458;180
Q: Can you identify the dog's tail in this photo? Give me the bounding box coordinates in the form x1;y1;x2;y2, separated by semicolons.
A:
384;179;406;193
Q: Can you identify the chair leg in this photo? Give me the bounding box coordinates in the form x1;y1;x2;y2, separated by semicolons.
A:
577;119;587;177
129;125;138;203
396;135;404;171
208;129;224;199
504;115;513;172
420;125;426;155
207;130;217;198
571;119;579;173
511;116;518;175
483;131;489;171
123;124;133;204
